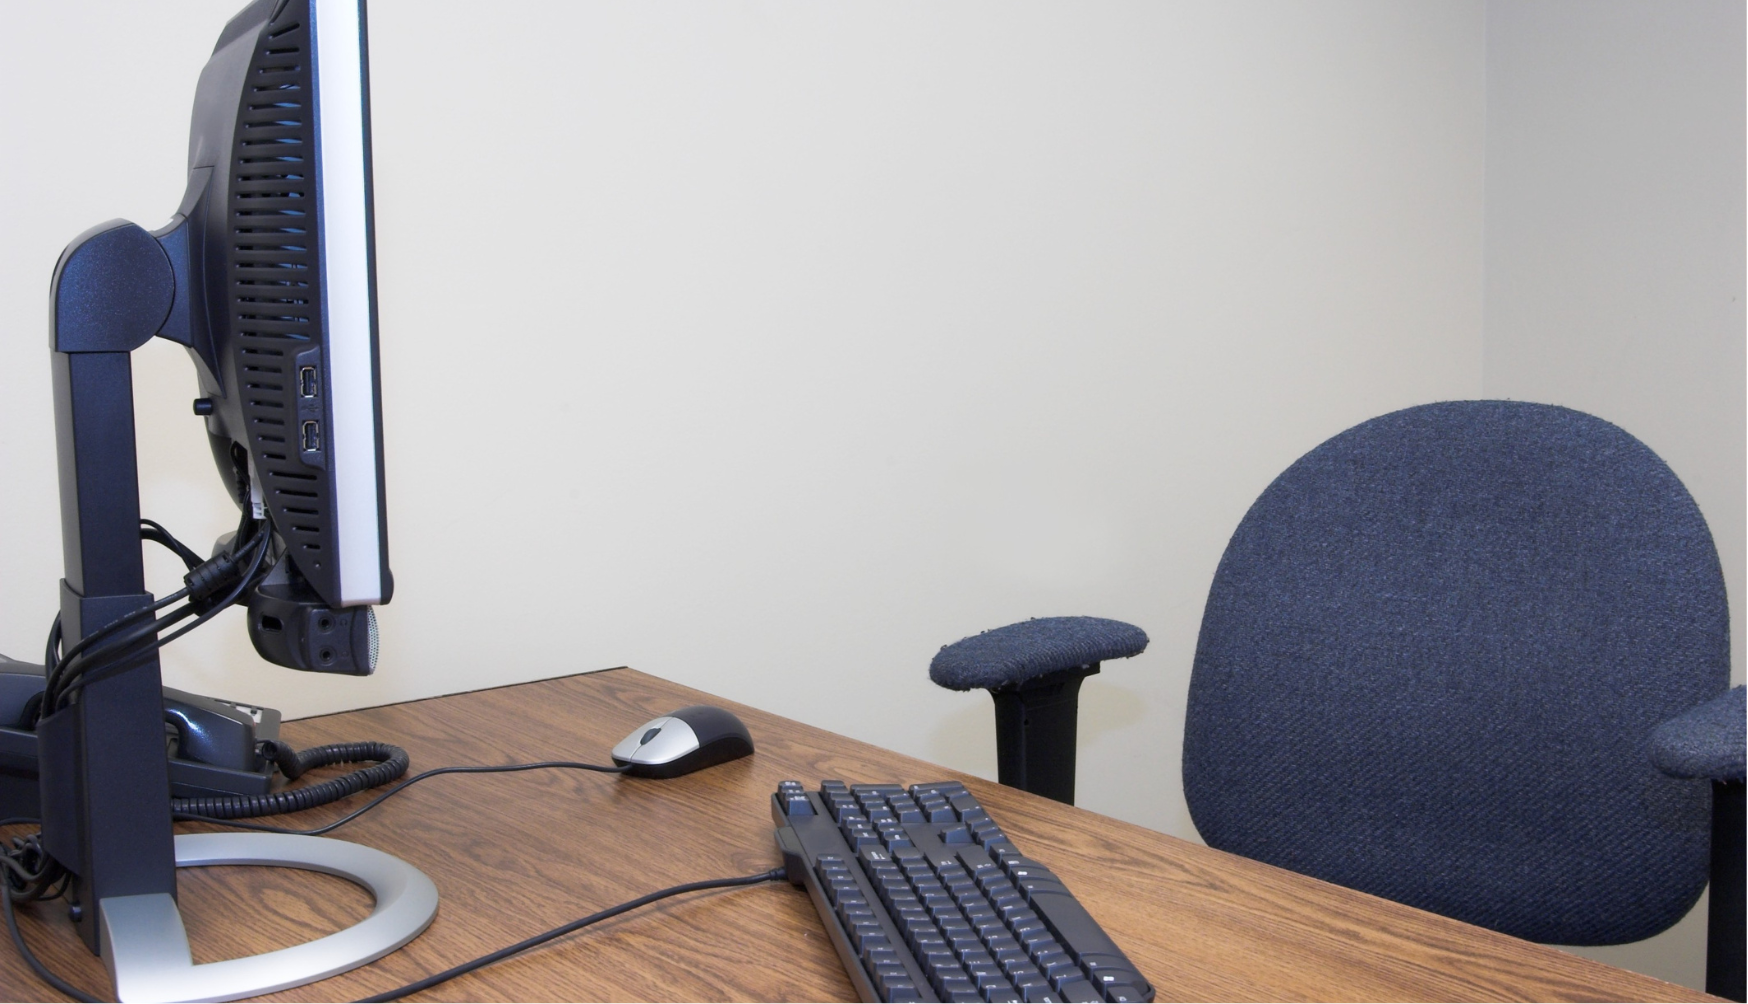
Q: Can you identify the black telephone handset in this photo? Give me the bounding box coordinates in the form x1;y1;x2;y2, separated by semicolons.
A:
0;654;281;820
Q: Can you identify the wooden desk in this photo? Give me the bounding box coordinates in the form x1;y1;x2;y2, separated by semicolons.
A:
0;669;1708;1002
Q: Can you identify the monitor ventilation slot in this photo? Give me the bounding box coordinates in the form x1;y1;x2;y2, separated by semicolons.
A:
229;0;334;579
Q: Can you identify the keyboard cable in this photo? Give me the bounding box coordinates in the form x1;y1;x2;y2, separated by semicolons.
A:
3;847;785;1004
3;762;790;1002
355;867;789;1002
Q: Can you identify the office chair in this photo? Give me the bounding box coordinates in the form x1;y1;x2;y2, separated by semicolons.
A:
930;401;1745;1000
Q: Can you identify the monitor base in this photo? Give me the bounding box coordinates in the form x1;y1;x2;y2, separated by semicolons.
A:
99;832;437;1003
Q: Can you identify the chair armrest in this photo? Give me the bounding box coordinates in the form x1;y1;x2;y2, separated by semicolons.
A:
1649;686;1746;782
928;616;1148;691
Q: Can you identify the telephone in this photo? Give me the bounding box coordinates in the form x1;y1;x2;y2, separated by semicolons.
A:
0;653;280;820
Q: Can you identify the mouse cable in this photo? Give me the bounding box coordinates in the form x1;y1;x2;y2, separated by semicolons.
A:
2;829;96;1004
355;866;789;1003
176;759;632;837
3;884;99;1004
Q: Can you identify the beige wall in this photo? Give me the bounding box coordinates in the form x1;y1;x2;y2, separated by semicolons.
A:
0;0;1486;839
1481;0;1745;988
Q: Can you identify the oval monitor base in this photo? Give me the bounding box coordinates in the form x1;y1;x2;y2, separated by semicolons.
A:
99;832;439;1003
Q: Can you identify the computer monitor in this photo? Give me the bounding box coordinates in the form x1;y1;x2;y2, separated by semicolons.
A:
177;0;392;674
30;0;432;996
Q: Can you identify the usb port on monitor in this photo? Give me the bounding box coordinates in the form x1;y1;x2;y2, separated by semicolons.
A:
298;365;318;398
300;420;321;453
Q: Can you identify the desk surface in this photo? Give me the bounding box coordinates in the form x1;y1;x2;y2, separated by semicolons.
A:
0;669;1706;1002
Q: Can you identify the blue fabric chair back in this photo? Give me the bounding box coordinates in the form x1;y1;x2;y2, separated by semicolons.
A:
1184;401;1729;945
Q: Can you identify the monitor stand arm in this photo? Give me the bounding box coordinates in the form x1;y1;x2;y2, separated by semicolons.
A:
41;221;436;1002
42;220;183;953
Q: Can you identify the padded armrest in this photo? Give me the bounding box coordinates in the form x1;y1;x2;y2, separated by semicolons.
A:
1649;686;1746;782
929;616;1148;691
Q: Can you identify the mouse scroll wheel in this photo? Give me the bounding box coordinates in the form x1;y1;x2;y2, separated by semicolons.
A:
640;727;662;745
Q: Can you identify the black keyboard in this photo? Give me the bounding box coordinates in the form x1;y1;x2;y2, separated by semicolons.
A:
771;779;1153;1004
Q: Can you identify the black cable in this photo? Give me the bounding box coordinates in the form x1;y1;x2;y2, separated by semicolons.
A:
2;885;98;1004
38;513;225;702
139;518;203;570
48;521;273;709
37;514;260;718
177;760;631;836
42;598;199;710
355;867;789;1003
40;589;189;708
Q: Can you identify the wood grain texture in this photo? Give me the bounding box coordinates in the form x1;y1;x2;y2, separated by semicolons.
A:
0;669;1712;1002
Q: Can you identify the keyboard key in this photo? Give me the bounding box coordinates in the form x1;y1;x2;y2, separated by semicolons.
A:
874;965;917;1001
968;963;1009;991
983;989;1023;1004
941;824;974;845
856;931;892;956
858;843;894;865
991;894;1025;918
966;903;999;925
939;976;979;1002
1078;955;1146;995
902;919;937;949
948;931;984;955
1104;984;1144;1002
929;902;971;930
825;877;859;905
1006;859;1056;882
987;936;1024;961
918;886;951;905
1011;968;1056;1002
923;949;960;974
839;902;875;928
914;933;949;956
1035;950;1077;981
974;919;1009;945
1056;979;1100;1003
1018;875;1071;903
961;949;997;971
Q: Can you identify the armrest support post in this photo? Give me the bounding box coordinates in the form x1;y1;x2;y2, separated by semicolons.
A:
1709;779;1744;1002
990;664;1099;805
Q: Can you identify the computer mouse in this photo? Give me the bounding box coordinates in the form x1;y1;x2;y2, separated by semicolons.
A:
610;704;754;778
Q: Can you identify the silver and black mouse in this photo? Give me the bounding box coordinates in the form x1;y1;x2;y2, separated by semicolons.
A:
611;704;754;778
